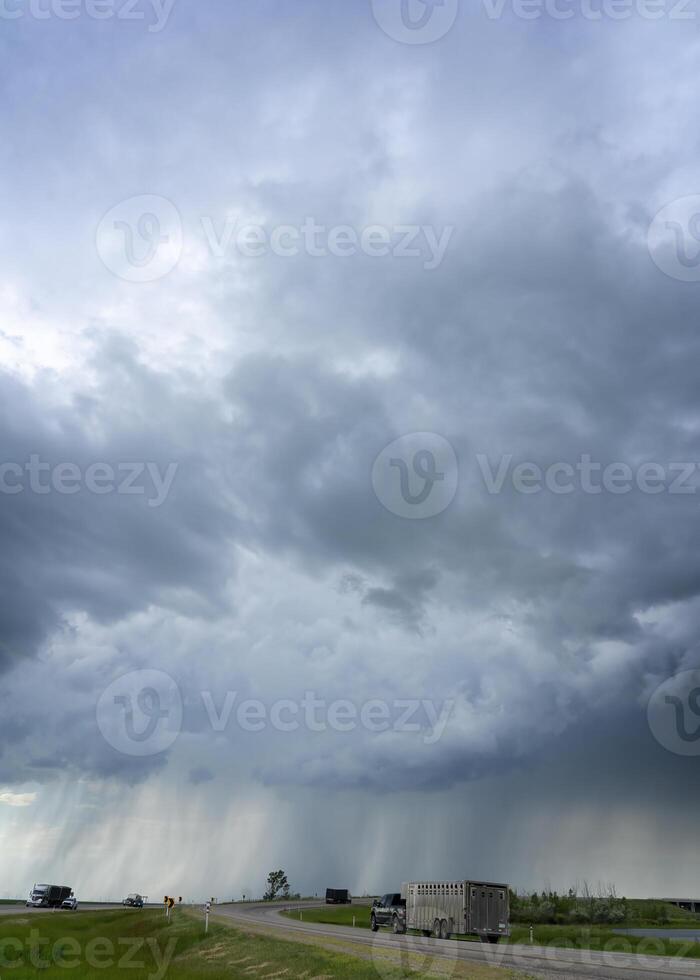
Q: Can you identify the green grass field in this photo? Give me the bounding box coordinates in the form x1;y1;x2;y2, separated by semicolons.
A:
283;903;374;928
282;902;700;960
0;908;517;978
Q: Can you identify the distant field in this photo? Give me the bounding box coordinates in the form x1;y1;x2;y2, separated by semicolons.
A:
624;900;700;926
0;908;515;978
0;900;21;905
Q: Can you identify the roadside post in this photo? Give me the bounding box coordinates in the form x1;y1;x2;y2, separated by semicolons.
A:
529;924;533;944
353;915;356;927
205;900;211;934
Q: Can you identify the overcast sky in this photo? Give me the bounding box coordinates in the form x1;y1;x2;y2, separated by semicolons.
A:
1;0;699;903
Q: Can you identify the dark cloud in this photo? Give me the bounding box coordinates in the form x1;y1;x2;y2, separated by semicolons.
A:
1;0;699;898
0;336;237;675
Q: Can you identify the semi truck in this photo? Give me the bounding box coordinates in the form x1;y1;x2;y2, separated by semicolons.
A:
26;884;74;908
372;880;510;943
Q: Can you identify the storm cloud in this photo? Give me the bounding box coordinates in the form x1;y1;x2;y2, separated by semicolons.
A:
0;0;699;901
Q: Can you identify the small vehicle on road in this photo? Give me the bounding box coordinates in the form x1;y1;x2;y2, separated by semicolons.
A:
123;894;144;908
370;893;406;934
325;888;351;904
61;895;78;910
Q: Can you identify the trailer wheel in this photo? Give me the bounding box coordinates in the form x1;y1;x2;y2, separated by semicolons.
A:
392;915;405;935
439;920;450;940
432;919;441;938
370;914;379;932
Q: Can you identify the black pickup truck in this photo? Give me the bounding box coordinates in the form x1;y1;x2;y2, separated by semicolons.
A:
370;893;406;934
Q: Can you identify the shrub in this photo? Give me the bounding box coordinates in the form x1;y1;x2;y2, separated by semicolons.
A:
569;906;591;924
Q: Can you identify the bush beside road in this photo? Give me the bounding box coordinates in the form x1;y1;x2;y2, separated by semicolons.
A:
511;893;699;927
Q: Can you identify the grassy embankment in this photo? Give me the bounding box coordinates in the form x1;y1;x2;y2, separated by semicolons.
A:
0;907;518;978
282;901;700;959
507;924;700;958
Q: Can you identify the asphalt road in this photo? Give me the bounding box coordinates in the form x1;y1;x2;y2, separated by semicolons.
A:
212;901;700;980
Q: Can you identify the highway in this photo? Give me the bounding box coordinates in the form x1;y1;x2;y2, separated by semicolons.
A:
212;901;700;980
